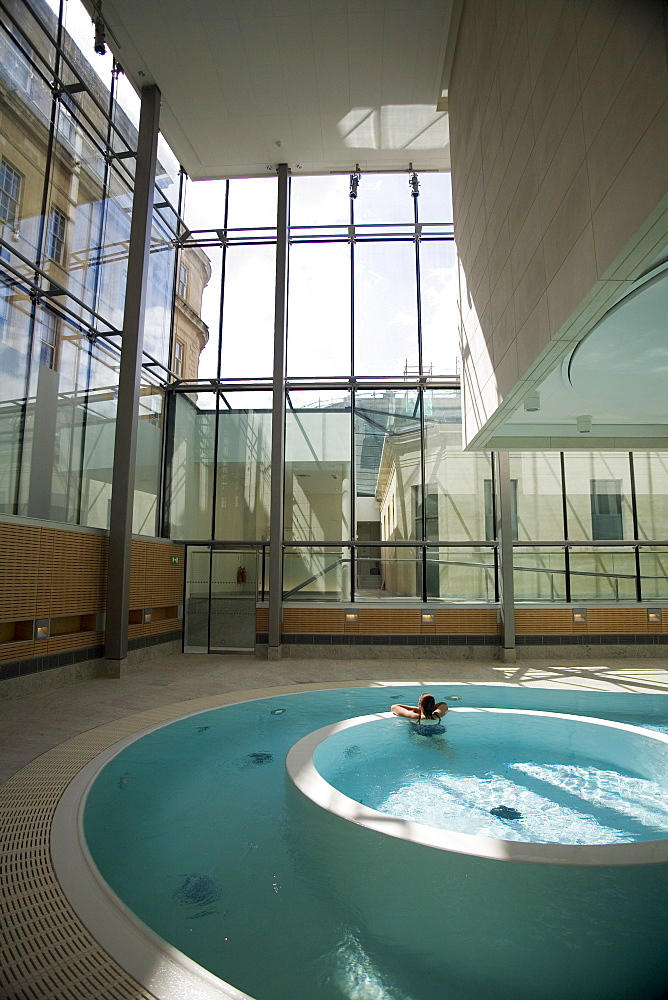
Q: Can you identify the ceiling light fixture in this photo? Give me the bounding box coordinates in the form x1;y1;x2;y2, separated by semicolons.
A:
524;392;540;412
576;415;592;434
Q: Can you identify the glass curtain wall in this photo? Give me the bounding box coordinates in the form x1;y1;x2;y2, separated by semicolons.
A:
166;166;668;606
0;0;183;534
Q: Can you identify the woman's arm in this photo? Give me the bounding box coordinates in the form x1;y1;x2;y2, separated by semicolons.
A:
433;702;449;718
391;704;420;719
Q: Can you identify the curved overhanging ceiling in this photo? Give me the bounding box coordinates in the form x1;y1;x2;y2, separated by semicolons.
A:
568;266;668;424
472;259;668;450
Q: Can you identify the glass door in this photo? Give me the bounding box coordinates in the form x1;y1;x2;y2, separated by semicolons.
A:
183;546;257;652
210;550;257;651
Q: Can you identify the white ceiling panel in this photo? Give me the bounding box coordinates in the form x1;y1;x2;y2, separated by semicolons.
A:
84;0;455;179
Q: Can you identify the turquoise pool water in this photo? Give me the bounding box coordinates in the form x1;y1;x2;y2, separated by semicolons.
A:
313;713;668;844
83;686;668;1000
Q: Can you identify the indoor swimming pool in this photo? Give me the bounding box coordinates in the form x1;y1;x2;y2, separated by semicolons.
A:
53;685;668;1000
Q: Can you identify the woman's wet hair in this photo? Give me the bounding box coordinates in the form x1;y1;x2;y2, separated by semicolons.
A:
417;692;436;719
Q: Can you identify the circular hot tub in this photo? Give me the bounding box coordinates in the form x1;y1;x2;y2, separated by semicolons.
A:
286;709;668;999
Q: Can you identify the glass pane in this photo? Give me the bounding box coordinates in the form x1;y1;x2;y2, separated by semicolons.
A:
423;388;492;542
640;548;668;600
510;452;565;541
569;548;637;601
226;177;277;230
133;381;164;536
416;172;453;225
143;212;176;367
0;276;30;512
96;170;133;332
357;388;420;541
354;241;417;377
352;173;415;225
419;240;459;376
287;242;350;377
285;391;351;543
563;452;632;541
377;546;421;599
167;392;214;539
184;547;210;653
193;244;222;380
80;340;119;529
434;547;497;601
284;546;347;601
220;245;275;378
214;398;272;541
210;551;256;650
514;548;567;601
633;453;668;540
290;175;350;225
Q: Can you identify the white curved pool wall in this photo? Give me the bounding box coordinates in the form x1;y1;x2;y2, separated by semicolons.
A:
286;709;668;1000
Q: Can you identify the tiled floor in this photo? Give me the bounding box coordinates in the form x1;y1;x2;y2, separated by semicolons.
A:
2;650;668;1000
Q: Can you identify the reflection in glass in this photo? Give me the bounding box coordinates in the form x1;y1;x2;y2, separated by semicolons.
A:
285;392;351;547
633;453;668;541
639;549;668;600
563;453;632;541
569;548;637;602
434;547;496;601
167;394;214;539
367;389;421;541
284;547;347;601
214;402;272;541
514;548;567;601
510;452;565;541
377;546;421;599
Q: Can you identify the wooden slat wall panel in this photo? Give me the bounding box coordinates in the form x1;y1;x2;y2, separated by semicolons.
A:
48;531;107;616
587;609;668;634
280;608;502;635
129;541;184;609
148;544;184;606
129;541;149;608
358;609;422;634
516;610;575;634
434;609;499;634
256;608;269;633
0;640;35;663
0;524;41;621
282;609;345;634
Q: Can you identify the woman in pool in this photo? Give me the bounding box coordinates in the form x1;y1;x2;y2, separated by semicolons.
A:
391;692;448;726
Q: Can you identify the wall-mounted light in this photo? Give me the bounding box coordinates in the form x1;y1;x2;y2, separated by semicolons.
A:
34;618;50;640
648;609;662;625
421;611;435;625
524;392;540;412
576;415;592;434
345;610;358;623
143;608;153;624
572;609;587;625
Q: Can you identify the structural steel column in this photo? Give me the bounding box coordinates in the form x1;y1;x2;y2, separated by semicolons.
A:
105;85;160;666
495;450;516;659
268;164;290;655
